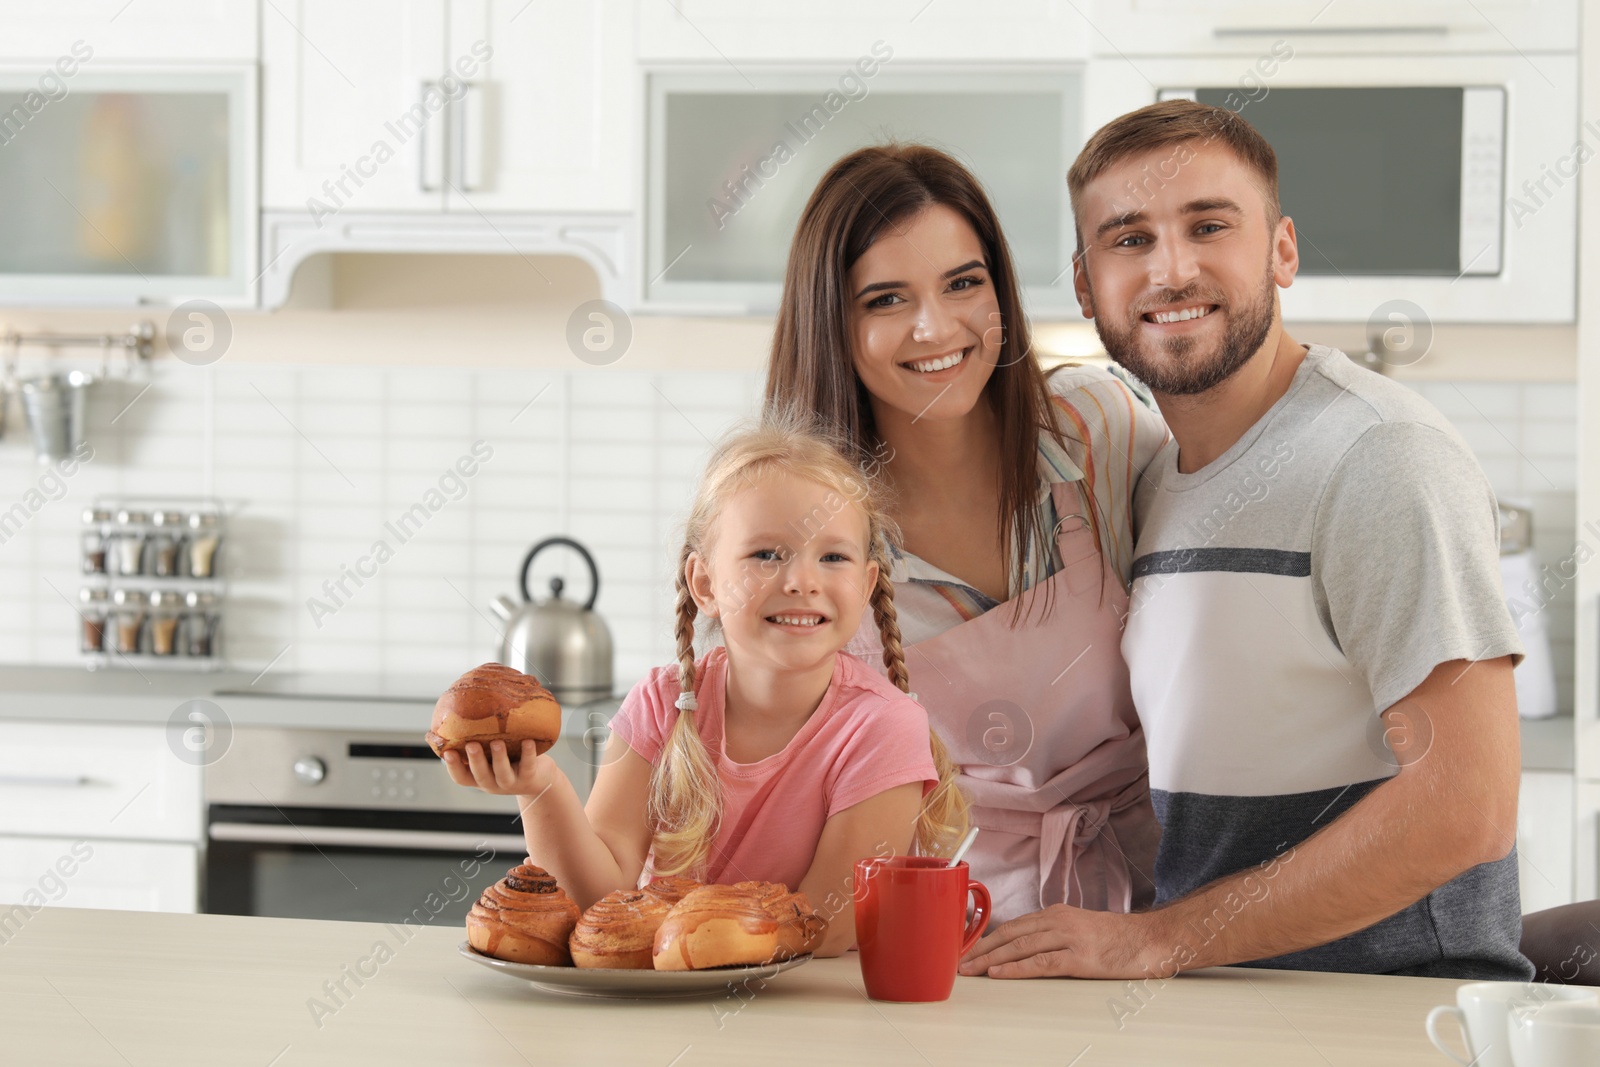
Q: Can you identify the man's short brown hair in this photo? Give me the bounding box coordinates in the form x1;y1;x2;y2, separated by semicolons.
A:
1067;99;1282;248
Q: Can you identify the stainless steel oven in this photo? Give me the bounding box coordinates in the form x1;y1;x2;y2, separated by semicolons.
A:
203;723;599;925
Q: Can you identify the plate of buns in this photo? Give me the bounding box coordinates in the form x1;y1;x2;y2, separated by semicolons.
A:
458;864;825;999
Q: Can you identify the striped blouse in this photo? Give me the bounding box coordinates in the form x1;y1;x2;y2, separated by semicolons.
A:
850;363;1169;651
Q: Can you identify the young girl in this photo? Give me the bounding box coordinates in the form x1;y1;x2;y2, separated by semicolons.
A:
442;416;967;956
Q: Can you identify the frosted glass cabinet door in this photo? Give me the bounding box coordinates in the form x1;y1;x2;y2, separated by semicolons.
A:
647;69;1082;314
0;66;257;304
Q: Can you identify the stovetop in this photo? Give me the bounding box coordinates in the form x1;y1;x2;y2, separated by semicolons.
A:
211;672;452;703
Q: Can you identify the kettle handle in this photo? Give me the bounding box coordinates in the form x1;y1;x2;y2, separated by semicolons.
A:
520;537;600;611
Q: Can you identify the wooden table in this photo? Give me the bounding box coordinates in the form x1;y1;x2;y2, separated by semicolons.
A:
0;907;1471;1066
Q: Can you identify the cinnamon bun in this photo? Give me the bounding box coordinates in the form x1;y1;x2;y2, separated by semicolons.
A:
426;662;561;762
466;864;580;966
569;890;673;970
640;876;701;908
734;881;827;959
652;883;826;971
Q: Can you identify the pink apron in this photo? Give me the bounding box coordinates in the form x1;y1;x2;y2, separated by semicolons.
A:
863;482;1156;925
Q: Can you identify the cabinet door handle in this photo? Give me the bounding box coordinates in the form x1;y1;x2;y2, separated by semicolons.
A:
1213;25;1448;37
0;774;93;788
455;81;484;192
418;80;447;192
209;823;524;853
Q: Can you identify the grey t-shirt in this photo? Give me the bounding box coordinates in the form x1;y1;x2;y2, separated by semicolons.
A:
1122;344;1529;979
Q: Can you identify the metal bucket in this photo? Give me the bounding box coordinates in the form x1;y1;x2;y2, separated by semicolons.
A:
20;370;94;463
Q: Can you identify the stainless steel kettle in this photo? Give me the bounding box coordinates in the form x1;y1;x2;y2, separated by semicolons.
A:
491;537;614;704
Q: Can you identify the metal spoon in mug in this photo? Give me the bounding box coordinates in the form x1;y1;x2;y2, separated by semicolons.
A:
947;827;980;868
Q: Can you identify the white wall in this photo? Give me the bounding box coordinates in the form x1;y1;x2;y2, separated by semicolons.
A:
1573;0;1600;900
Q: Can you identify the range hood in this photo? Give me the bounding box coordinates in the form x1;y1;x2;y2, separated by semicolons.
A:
258;211;634;310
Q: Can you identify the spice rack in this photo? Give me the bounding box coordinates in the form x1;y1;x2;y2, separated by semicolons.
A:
78;497;227;671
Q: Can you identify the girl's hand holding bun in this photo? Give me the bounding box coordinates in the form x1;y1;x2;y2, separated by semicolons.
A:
430;662;566;798
440;737;562;798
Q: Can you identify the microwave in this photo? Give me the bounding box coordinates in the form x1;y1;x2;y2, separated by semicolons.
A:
1090;51;1579;323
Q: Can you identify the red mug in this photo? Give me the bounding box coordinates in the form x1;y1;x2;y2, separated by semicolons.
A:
853;856;990;1002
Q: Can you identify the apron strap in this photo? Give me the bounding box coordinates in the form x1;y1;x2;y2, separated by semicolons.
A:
1049;481;1104;571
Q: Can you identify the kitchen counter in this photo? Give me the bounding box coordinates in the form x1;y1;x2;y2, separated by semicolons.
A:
2;907;1473;1066
0;665;450;734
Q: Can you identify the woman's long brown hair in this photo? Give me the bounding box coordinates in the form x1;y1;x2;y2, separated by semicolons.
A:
764;143;1079;623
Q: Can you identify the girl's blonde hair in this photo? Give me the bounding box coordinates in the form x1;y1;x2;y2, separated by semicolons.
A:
647;411;970;878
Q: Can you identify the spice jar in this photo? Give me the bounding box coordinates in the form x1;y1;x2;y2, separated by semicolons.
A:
183;590;218;658
150;511;182;578
186;511;221;578
148;590;181;656
113;509;148;576
81;507;111;574
110;588;146;655
78;587;108;652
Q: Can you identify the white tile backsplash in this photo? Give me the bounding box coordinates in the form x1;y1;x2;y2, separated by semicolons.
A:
1403;379;1580;716
0;365;1579;711
1450;419;1519;460
1436;382;1522;421
1522;420;1577;459
0;363;762;691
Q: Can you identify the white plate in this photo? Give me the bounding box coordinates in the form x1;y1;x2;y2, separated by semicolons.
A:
457;942;814;999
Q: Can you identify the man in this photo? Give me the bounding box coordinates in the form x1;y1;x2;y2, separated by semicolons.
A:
962;99;1529;980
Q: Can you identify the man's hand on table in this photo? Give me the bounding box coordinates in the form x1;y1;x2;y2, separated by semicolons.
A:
959;904;1161;980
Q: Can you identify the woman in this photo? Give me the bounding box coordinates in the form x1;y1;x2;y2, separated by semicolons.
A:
764;144;1168;924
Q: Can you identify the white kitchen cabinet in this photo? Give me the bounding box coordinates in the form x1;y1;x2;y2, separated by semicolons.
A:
0;836;197;916
261;0;451;213
1579;781;1600;902
258;0;637;307
444;0;636;212
1085;0;1577;57
0;721;203;915
0;722;202;842
1517;771;1576;914
263;0;636;216
1570;0;1599;904
0;0;257;61
637;0;1088;61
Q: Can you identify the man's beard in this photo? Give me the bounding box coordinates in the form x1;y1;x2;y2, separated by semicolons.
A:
1091;259;1277;397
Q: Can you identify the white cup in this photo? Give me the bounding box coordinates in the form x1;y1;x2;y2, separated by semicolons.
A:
1507;998;1600;1067
1425;982;1597;1067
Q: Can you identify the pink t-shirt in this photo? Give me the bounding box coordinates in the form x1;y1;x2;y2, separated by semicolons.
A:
609;646;938;890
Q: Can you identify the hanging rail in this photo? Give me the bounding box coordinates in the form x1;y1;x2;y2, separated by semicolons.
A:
2;321;155;362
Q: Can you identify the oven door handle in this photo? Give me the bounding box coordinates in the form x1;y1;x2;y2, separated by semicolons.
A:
208;823;527;854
